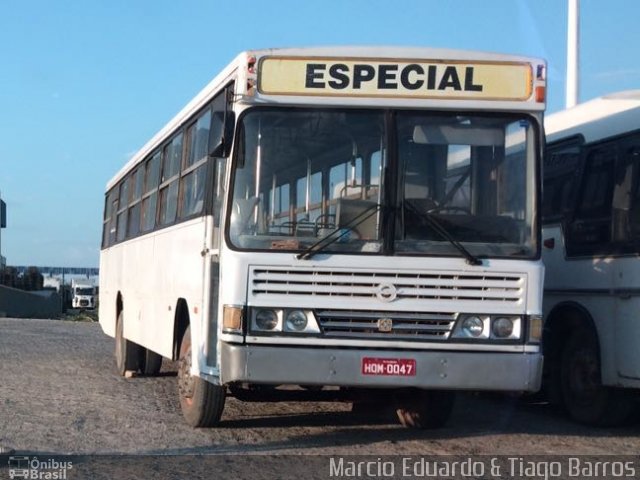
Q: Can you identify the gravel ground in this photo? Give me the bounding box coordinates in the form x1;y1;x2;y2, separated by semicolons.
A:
1;317;639;459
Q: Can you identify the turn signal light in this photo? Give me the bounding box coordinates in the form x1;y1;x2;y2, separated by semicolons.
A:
223;305;244;333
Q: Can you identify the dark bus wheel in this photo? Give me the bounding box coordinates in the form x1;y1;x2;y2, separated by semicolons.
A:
395;390;455;429
115;311;141;376
177;326;226;427
561;328;634;427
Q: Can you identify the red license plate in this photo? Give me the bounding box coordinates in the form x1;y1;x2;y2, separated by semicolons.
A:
361;357;416;376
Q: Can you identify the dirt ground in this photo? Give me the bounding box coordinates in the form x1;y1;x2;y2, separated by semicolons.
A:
1;317;639;458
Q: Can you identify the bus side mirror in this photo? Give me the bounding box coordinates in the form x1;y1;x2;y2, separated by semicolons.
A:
210;111;236;158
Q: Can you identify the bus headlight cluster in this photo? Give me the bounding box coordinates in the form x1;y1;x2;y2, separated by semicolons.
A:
492;317;515;338
461;316;485;338
255;309;279;330
250;308;320;334
285;310;308;331
452;315;522;341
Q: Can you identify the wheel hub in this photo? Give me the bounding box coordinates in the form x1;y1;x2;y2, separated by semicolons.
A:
178;347;195;399
569;346;600;404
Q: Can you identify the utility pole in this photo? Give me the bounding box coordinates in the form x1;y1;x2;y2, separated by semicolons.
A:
566;0;580;108
0;189;5;269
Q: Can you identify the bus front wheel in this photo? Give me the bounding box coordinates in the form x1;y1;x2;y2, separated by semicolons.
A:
115;311;141;376
177;326;225;427
395;389;455;429
561;328;635;426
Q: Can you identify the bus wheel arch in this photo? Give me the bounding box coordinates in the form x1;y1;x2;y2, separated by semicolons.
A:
172;298;190;361
543;302;596;404
546;302;634;426
116;292;123;327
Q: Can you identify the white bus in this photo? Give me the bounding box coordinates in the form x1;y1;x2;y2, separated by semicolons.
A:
100;47;547;428
542;91;640;426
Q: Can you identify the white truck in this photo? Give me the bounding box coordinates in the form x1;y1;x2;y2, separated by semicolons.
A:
71;279;96;310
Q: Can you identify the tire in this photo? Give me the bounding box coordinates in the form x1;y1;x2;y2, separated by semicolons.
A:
560;328;635;426
351;401;387;417
139;348;163;376
395;390;455;429
115;310;141;376
177;326;226;427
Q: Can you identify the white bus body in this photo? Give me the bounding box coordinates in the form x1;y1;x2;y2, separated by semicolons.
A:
100;47;547;428
542;91;640;425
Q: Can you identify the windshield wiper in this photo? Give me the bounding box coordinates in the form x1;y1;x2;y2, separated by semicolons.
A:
403;201;482;266
296;204;381;260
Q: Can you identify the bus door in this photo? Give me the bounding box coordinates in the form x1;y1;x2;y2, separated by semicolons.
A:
612;143;640;380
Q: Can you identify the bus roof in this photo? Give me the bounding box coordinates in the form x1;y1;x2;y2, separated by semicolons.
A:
247;45;543;64
106;46;545;191
545;90;640;145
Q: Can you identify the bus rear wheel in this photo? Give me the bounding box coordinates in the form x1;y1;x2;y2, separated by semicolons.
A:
115;311;141;376
561;328;635;426
139;348;163;376
177;326;225;427
395;389;455;429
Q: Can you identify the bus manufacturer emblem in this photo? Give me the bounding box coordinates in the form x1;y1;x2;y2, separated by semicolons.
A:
377;318;393;333
376;283;397;302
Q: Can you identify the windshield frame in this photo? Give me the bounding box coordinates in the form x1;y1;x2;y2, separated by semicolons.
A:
224;106;541;261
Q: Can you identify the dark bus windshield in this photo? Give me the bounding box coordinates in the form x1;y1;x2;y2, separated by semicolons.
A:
228;108;538;259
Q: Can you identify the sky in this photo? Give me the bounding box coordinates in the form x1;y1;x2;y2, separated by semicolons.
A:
0;0;639;268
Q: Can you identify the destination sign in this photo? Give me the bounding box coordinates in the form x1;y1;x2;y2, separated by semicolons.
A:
258;57;532;101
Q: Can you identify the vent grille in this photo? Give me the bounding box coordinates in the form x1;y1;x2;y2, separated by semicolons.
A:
251;268;524;303
317;309;456;341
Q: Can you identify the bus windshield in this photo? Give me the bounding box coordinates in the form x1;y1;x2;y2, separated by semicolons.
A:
229;108;537;259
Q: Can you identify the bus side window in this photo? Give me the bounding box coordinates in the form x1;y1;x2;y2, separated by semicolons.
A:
613;145;640;245
127;167;143;237
566;146;616;256
181;108;211;219
267;181;290;231
102;189;117;247
141;151;161;232
542;141;581;224
116;176;130;242
159;133;183;226
212;157;227;229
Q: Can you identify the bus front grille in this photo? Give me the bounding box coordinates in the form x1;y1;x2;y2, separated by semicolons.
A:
249;267;525;306
316;309;456;340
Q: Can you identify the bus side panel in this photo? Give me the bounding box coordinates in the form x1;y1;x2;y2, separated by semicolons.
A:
142;219;207;359
122;234;156;352
98;249;116;338
613;257;640;381
542;225;618;386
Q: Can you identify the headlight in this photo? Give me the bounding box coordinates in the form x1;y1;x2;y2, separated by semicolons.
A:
285;310;308;331
461;316;485;338
491;316;522;340
255;309;279;331
452;314;522;341
492;317;514;338
250;308;320;334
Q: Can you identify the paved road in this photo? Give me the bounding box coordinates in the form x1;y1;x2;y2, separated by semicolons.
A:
1;318;639;457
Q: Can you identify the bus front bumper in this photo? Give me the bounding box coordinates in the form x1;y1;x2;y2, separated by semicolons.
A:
220;343;542;392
